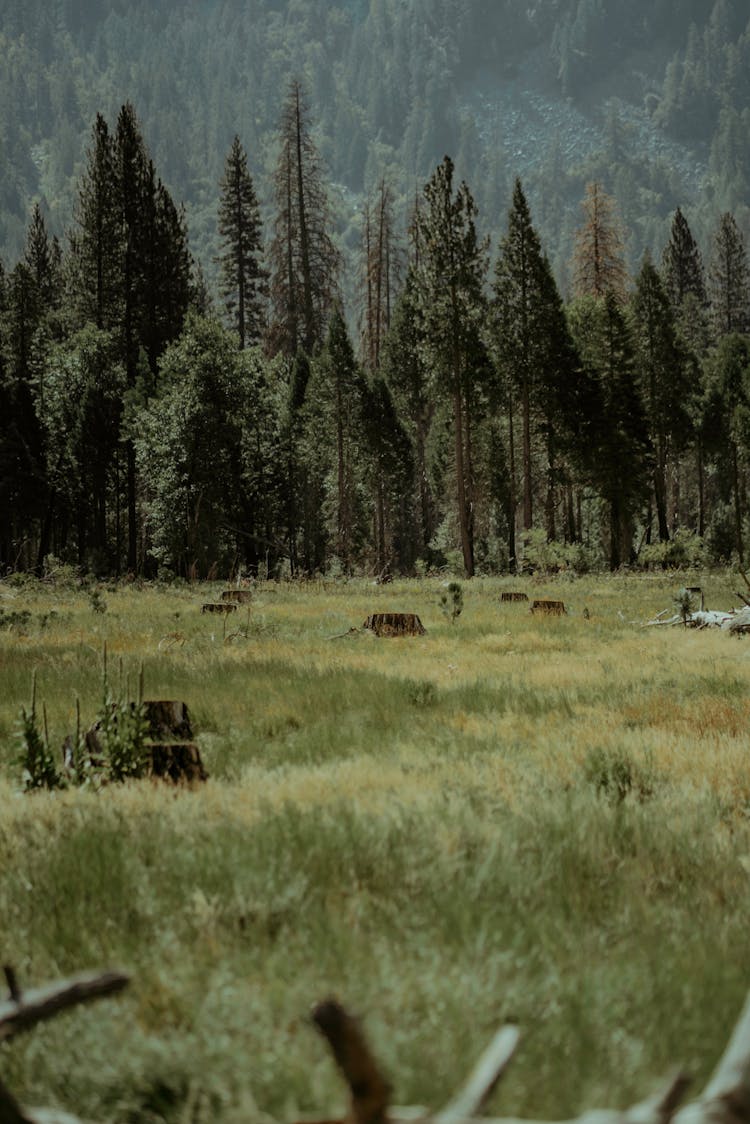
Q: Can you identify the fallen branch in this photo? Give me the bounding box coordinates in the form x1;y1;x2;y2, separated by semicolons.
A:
300;991;750;1124
0;967;129;1042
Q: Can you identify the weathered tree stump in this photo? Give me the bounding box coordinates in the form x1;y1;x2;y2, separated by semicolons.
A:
501;592;529;602
362;613;426;637
221;589;253;604
531;599;566;615
201;601;237;614
143;700;193;740
149;743;207;783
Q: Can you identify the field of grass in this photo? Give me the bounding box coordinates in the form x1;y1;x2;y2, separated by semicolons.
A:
1;571;750;1123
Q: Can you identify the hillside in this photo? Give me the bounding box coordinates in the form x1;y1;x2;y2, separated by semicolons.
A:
0;0;748;290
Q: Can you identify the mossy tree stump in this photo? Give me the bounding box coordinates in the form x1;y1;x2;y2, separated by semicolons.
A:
362;613;426;637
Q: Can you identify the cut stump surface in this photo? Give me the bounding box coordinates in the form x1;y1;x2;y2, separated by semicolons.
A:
363;613;426;637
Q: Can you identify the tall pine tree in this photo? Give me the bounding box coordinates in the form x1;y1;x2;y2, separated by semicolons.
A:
267;79;339;357
217;135;266;350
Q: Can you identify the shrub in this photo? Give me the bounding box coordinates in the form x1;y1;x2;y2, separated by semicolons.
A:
639;529;709;569
17;672;62;792
440;581;463;624
583;746;656;804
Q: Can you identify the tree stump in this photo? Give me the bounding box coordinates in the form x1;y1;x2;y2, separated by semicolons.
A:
201;602;237;614
362;613;426;637
149;743;207;783
501;592;529;602
221;589;253;604
531;599;566;615
143;700;193;740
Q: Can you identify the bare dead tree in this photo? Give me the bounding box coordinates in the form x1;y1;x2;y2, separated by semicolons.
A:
267;79;340;358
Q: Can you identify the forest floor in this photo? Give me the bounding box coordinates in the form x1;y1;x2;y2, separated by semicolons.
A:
1;572;749;1122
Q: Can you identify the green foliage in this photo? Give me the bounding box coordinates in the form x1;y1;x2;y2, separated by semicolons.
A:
520;529;600;574
583;746;657;804
95;694;150;783
16;672;61;791
440;580;464;625
639;529;709;569
674;586;697;625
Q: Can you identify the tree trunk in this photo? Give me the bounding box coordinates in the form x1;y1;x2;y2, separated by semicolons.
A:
522;374;532;531
507;396;517;572
732;439;744;564
654;443;670;543
453;385;474;577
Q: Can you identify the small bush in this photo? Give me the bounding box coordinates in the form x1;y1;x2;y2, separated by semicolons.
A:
583;746;656;804
17;673;62;792
0;608;32;633
440;581;464;624
639;529;709;570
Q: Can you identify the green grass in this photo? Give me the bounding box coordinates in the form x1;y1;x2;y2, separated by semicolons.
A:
1;572;750;1121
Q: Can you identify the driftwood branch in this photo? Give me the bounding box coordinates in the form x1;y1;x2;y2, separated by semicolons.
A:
0;968;129;1043
311;1000;391;1124
434;1027;520;1124
302;993;750;1124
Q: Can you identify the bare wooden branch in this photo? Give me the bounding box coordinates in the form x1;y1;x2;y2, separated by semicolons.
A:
0;1076;35;1124
311;1000;391;1124
0;969;129;1042
434;1027;520;1124
4;966;22;1004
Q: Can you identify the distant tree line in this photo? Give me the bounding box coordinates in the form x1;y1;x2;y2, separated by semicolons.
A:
1;0;750;297
2;81;750;579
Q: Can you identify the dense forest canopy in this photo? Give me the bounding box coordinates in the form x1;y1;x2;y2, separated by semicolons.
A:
2;0;750;581
2;0;750;282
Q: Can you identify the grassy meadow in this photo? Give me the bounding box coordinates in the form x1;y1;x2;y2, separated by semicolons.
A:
1;571;750;1122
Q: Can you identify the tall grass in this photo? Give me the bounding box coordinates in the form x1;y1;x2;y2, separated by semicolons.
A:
1;572;749;1121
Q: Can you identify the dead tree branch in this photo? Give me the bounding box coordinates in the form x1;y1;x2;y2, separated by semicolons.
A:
0;968;129;1043
300;993;750;1124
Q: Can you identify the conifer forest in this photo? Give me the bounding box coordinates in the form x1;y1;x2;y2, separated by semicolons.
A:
3;0;750;579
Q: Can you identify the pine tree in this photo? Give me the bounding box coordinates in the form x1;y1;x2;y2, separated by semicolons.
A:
661;207;707;310
308;307;365;570
572;181;628;301
709;211;750;337
569;292;652;569
492;180;588;552
414;156;488;577
113;102;190;570
381;267;437;560
631;255;691;543
360;178;398;372
267;79;340;357
68;113;124;332
217;135;266;349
